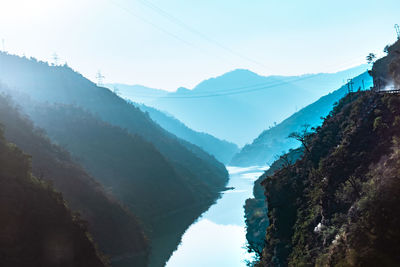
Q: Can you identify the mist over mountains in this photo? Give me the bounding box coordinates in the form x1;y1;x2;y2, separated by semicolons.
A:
232;71;373;166
109;65;368;146
0;52;228;266
1;0;399;266
132;102;239;164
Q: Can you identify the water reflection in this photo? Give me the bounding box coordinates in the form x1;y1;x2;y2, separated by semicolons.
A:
166;166;267;267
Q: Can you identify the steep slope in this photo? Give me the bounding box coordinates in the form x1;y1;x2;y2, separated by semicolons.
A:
26;102;210;225
246;41;400;266
371;39;400;89
0;126;106;267
19;97;219;267
108;84;168;104
244;148;303;257
0;52;228;266
258;90;400;266
0;92;149;266
232;71;373;166
115;66;367;145
134;102;239;164
0;52;227;191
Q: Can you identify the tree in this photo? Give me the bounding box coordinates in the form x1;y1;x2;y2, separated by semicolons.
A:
288;124;311;153
384;45;390;54
274;151;293;168
347;175;361;198
366;53;376;65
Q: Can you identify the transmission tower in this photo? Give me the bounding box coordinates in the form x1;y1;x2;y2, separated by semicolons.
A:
52;53;59;65
395;24;400;40
96;71;105;86
347;79;354;94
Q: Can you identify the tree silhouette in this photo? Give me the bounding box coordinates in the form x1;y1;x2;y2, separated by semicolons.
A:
366;53;376;64
288;124;311;153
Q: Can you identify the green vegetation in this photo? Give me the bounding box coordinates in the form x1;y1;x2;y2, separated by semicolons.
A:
249;40;400;266
27;103;212;227
245;148;303;260
0;92;149;266
133;102;239;164
123;66;368;146
254;90;400;266
0;124;106;267
231;71;372;166
0;52;228;266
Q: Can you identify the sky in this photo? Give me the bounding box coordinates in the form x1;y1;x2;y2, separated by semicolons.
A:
1;0;400;91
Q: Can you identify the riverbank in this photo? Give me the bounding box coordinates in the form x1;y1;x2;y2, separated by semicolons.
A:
165;166;267;267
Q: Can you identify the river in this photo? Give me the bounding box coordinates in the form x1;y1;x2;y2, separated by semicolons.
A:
166;166;267;267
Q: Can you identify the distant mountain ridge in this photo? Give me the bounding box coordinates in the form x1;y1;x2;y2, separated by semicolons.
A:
231;71;373;166
132;102;239;164
108;84;168;104
109;65;368;146
0;52;228;267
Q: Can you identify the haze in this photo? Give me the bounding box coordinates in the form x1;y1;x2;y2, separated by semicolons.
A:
0;0;399;91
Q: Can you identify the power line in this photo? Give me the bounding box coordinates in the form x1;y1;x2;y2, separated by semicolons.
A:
124;73;327;99
118;58;368;100
135;0;272;72
104;0;368;100
395;24;400;40
105;0;234;66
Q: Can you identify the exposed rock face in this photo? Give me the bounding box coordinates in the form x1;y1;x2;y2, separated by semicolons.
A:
372;40;400;89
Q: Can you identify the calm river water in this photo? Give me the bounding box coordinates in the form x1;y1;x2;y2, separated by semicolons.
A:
166;166;267;267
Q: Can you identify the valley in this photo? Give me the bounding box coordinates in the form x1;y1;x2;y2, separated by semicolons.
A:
1;3;400;266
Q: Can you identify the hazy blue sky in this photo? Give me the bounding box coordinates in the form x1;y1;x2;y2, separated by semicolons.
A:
1;0;399;90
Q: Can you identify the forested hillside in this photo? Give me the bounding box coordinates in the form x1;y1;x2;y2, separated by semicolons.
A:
134;102;239;164
248;40;400;266
0;92;149;266
116;66;367;146
245;148;303;257
259;91;400;266
0;124;106;267
232;71;372;166
0;52;227;191
0;52;228;266
26;102;212;226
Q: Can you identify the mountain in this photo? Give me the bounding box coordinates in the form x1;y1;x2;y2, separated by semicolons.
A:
111;65;368;146
251;41;400;266
0;52;228;267
0;122;106;267
0;91;149;266
25;102;211;226
232;71;373;166
108;84;169;104
371;38;400;89
258;90;400;266
133;102;239;164
244;148;303;256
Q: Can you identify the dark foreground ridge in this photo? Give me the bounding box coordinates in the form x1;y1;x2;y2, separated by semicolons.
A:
0;126;106;267
247;39;400;266
0;52;228;266
0;92;149;266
